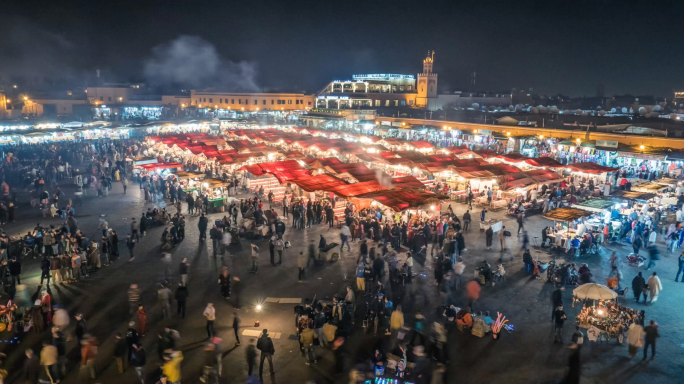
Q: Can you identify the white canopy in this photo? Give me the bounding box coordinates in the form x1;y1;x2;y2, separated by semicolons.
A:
573;283;617;300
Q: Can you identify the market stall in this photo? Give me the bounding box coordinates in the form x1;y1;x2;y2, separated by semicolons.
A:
573;283;639;344
543;207;595;248
572;198;622;233
172;171;207;193
201;179;231;212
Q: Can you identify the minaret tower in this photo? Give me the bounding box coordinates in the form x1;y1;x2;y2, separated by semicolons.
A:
417;50;438;108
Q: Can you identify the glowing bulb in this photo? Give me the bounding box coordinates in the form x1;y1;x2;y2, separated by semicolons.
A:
256;304;262;311
430;205;435;210
640;145;644;150
506;132;510;136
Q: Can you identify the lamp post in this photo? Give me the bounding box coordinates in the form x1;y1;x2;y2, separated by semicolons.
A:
254;304;263;327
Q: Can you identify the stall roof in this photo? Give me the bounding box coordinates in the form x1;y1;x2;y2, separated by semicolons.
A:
524;157;565;168
494;153;531;163
291;175;349;192
654;178;679;187
240;160;313;183
473;149;499;158
305;157;343;168
543;207;594;222
203;178;230;189
137;162;183;170
567;162;619;174
411;141;435;149
609;190;657;202
631;182;667;192
573;199;617;213
354;189;448;212
173;171;206;180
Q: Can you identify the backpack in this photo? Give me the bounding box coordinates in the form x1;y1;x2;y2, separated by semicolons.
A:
503;230;512;237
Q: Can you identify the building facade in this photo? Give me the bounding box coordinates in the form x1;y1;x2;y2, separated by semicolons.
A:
189;91;314;112
316;52;439;110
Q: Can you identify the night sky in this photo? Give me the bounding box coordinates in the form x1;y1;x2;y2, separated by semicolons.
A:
1;0;682;97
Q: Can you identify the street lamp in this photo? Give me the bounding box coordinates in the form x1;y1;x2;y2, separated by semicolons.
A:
255;304;263;327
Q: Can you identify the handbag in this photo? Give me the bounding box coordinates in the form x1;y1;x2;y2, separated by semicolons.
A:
503;230;512;237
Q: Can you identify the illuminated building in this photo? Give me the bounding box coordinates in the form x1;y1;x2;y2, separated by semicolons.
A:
189;90;314;112
675;91;684;107
316;52;438;109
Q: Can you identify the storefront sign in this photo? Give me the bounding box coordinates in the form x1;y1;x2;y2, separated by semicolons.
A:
617;152;666;161
477;129;492;135
596;140;618;148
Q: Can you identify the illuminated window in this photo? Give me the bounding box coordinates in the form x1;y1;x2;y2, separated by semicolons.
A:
409;100;414;106
288;100;292;104
394;100;398;106
407;86;412;91
375;100;380;107
385;100;390;107
401;100;406;106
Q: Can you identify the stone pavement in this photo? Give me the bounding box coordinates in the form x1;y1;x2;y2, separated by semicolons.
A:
0;178;682;384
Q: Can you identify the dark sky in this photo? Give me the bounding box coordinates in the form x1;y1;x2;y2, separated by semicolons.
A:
1;0;682;97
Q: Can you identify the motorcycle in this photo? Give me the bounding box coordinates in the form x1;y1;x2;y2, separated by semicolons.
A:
626;253;645;267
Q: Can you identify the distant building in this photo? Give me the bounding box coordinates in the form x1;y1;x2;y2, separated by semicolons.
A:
675;91;684;107
316;52;440;110
189;90;314;112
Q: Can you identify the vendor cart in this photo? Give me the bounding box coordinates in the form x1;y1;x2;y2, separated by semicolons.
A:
573;283;635;344
319;243;340;262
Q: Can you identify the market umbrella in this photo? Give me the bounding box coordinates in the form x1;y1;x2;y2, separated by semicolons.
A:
573;283;617;300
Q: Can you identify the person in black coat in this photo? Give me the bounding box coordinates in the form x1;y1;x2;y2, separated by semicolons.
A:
139;214;148;236
175;283;189;318
257;330;275;376
563;344;581;384
632;272;646;303
198;213;208;240
372;256;384;281
39;257;51;286
113;333;127;373
125;322;139;363
8;257;21;285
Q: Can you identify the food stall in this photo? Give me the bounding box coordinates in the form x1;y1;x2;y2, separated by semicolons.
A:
201;179;231;212
172;171;207;193
608;191;658;214
543;207;594;248
134;162;183;180
572;198;622;233
573;283;639;344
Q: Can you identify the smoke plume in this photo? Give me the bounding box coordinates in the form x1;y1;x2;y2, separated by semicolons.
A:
144;36;260;92
375;169;394;188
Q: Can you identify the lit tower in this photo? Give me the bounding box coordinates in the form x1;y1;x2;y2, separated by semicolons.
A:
417;50;438;108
